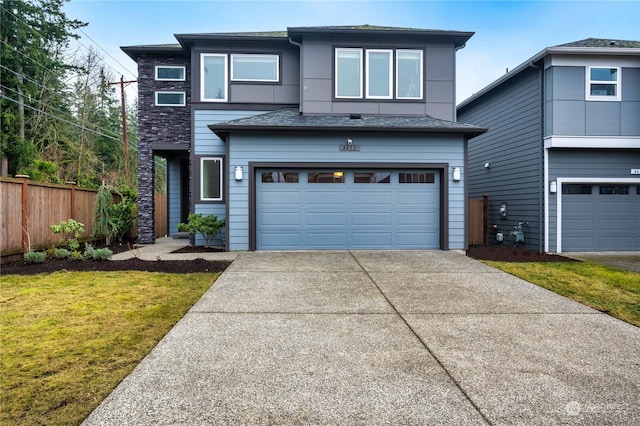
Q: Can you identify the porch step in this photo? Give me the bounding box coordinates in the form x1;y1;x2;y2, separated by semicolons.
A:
172;232;190;239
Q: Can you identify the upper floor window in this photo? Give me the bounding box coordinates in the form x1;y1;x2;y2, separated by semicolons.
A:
587;67;620;101
335;48;363;98
201;54;228;102
231;54;279;82
335;48;423;100
155;91;185;106
155;66;185;81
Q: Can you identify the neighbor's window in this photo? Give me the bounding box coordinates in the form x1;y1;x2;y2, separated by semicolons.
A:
201;54;228;102
201;157;223;201
366;50;392;99
335;48;363;98
396;50;423;99
231;54;279;82
354;172;391;183
587;67;620;100
155;91;185;106
155;65;185;81
399;172;435;184
261;171;299;183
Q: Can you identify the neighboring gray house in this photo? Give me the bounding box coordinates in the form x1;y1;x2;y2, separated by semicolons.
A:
123;25;486;251
458;38;640;253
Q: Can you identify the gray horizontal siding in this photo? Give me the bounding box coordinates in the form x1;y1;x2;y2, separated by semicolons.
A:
227;133;466;250
458;66;544;251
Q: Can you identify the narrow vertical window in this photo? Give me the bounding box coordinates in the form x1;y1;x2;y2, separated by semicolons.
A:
396;50;423;99
201;54;228;102
366;50;392;99
201;157;223;201
335;48;362;98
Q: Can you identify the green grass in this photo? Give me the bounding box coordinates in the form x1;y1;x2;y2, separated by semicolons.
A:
0;270;220;426
484;261;640;327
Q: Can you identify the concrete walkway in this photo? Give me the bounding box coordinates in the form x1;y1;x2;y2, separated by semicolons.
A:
85;250;639;425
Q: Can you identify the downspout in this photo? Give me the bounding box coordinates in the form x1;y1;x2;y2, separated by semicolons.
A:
529;60;546;253
288;37;303;114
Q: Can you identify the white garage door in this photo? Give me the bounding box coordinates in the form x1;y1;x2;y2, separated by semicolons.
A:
256;169;440;250
562;184;640;251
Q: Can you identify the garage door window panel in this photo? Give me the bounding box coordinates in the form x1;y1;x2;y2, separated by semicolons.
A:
354;172;391;183
399;172;435;184
562;184;592;195
599;185;629;195
262;171;299;183
308;171;345;183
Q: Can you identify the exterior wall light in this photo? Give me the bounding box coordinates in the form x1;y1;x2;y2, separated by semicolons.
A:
235;166;243;181
452;167;461;182
550;181;557;194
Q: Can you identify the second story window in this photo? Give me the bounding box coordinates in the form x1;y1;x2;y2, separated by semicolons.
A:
231;54;279;82
336;48;424;100
201;54;228;102
155;66;185;81
155;91;185;106
587;67;620;101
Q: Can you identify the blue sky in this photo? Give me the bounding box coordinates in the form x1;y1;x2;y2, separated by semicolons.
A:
63;0;640;104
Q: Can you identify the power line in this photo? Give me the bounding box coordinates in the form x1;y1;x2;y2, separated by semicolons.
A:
1;93;120;141
75;27;137;80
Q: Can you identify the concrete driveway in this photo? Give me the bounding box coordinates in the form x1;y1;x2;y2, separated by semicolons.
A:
84;250;640;425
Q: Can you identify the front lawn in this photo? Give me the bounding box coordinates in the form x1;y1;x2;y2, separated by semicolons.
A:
0;270;219;425
484;261;640;327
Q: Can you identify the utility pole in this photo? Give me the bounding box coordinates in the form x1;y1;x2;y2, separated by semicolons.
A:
109;76;137;185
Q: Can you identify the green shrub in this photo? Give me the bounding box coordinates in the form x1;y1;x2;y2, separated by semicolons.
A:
50;219;85;251
177;213;225;247
84;243;112;261
69;251;84;261
53;248;71;259
24;251;47;264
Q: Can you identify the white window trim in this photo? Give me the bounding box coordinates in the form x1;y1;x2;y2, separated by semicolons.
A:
200;157;223;201
230;54;280;82
155;65;185;81
154;91;185;106
366;49;393;99
586;66;621;101
396;49;423;100
335;48;363;99
201;53;228;102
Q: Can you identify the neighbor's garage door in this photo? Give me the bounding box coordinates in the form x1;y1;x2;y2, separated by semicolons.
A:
257;169;440;250
562;184;640;251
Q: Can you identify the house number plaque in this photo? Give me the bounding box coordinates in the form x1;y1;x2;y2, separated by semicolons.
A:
339;144;360;151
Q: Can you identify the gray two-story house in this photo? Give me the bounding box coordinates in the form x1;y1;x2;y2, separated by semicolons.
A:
458;39;640;253
123;25;486;251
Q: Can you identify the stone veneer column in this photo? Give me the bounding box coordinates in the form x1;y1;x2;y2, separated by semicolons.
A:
137;140;155;244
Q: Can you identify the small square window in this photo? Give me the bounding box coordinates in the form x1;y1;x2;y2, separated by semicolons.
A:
201;157;223;201
155;92;185;106
587;67;620;101
155;66;185;81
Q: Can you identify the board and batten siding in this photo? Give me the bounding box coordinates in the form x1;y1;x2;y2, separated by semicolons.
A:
545;66;640;137
193;110;266;246
458;66;544;251
227;132;466;251
547;149;640;252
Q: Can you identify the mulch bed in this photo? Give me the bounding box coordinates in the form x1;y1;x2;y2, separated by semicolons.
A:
466;245;579;262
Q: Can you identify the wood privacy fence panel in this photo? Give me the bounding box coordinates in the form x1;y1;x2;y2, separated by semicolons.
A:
1;180;23;253
467;195;488;246
154;192;167;238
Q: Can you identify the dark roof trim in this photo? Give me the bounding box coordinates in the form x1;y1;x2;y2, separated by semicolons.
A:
458;40;640;110
175;32;289;48
121;44;185;60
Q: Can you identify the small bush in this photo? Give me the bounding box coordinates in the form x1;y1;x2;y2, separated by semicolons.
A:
53;248;71;259
69;251;84;261
50;219;85;251
24;251;47;264
84;243;112;261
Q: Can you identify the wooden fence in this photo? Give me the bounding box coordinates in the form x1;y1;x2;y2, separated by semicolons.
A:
467;195;488;247
1;176;167;258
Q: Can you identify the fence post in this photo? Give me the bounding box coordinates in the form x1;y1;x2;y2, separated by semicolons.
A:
66;181;76;220
483;194;489;247
16;175;30;253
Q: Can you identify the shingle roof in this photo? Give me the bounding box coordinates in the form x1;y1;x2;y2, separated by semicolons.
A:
208;108;487;138
555;38;640;48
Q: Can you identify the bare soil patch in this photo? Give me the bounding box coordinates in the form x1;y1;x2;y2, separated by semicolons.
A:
466;245;579;262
